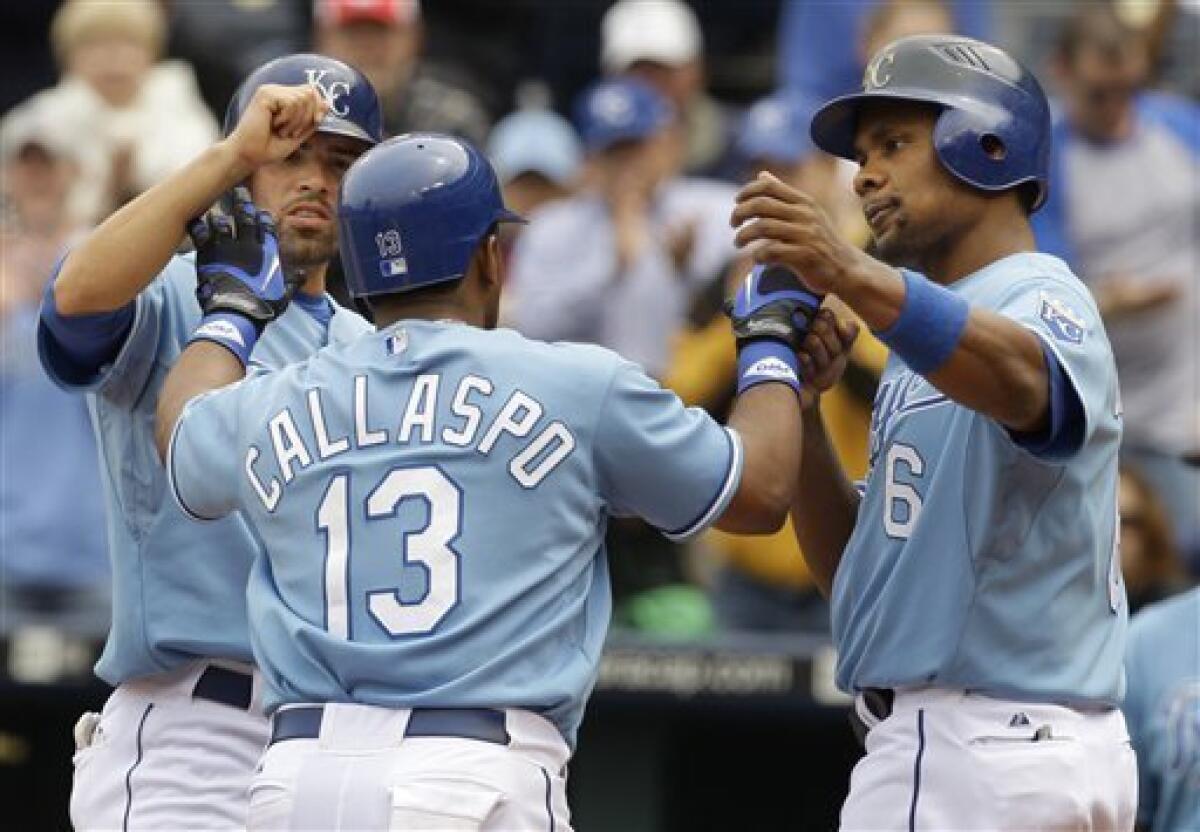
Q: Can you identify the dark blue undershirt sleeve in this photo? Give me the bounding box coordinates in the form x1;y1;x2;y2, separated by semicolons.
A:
1008;338;1085;459
38;262;136;385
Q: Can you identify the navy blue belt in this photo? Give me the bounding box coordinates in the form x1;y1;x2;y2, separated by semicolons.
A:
270;706;510;747
192;665;254;710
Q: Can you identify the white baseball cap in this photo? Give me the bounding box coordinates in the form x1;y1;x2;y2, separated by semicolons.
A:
601;0;702;73
487;109;582;185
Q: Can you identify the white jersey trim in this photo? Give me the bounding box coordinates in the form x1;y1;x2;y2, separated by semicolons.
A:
662;427;744;542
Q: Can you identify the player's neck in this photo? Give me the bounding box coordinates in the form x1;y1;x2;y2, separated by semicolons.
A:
292;263;329;298
922;210;1036;286
373;298;484;331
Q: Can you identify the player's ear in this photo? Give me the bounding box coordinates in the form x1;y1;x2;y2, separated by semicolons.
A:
480;232;503;291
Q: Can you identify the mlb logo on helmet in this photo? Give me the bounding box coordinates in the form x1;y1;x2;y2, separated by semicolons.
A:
375;229;407;278
1039;292;1085;345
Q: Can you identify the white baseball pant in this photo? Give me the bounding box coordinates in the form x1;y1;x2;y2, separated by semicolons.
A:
841;687;1137;831
249;702;573;831
70;659;269;831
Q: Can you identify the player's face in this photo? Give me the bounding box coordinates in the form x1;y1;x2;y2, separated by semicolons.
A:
850;101;986;269
249;134;363;271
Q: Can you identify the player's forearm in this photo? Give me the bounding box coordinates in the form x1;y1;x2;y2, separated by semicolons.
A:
791;405;859;597
838;259;1051;433
155;342;246;462
55;141;253;316
715;383;802;534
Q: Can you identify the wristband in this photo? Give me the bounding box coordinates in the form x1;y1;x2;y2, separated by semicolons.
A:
874;269;969;374
736;338;802;396
189;312;259;366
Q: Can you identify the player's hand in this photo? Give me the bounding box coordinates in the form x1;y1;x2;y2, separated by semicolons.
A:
188;187;294;334
222;83;329;174
726;263;823;352
797;307;860;410
730;171;865;296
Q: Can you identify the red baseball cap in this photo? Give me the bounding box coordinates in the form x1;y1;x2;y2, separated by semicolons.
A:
315;0;420;27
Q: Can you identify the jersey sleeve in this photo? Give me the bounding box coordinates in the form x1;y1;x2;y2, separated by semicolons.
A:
166;380;249;522
993;279;1113;459
594;361;743;541
38;256;194;408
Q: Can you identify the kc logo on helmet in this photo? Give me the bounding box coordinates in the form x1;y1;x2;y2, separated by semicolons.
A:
305;68;352;117
864;51;895;90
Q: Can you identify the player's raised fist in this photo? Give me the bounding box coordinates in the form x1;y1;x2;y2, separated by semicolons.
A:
223;83;329;173
730;171;863;297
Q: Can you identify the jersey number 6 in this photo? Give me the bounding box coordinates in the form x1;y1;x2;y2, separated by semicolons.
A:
884;443;925;540
317;466;461;638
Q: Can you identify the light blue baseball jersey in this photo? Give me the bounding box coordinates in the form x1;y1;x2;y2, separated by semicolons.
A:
38;254;369;684
167;320;742;745
831;252;1126;706
1124;589;1200;832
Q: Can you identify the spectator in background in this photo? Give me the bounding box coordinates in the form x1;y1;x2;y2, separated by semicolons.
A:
666;92;887;633
6;0;217;227
778;0;989;102
486;107;582;219
167;0;307;118
1033;4;1200;564
0;109;109;637
600;0;727;175
859;0;956;70
314;0;492;144
1123;586;1200;832
1119;465;1191;615
506;77;736;378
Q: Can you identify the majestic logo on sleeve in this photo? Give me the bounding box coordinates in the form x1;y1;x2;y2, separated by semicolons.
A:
1039;293;1086;345
305;69;352;117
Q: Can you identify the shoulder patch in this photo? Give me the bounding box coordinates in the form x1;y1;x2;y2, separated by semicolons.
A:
1038;292;1086;345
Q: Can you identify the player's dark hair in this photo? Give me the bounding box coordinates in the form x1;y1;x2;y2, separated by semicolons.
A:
1015;182;1039;216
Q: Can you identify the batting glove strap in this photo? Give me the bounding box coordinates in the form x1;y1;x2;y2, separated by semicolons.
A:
189;312;260;367
736;338;802;396
195;271;291;335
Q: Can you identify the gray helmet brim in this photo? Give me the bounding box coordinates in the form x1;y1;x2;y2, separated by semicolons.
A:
810;88;958;160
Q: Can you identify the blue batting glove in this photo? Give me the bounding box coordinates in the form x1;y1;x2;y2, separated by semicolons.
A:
187;187;293;365
726;264;822;395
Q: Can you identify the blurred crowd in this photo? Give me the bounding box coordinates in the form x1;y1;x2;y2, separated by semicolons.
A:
1;0;1197;645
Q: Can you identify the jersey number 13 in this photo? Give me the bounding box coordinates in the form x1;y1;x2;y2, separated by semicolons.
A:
316;466;461;638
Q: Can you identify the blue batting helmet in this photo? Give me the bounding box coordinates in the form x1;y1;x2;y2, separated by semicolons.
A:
224;53;383;146
338;133;526;299
810;35;1051;211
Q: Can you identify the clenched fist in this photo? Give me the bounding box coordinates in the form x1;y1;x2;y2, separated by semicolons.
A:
223;84;329;174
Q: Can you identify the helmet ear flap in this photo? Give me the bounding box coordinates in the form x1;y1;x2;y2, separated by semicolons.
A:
931;104;1023;194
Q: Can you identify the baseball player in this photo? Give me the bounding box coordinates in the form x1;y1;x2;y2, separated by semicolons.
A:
733;35;1137;829
1124;587;1200;832
37;55;380;829
154;133;819;830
